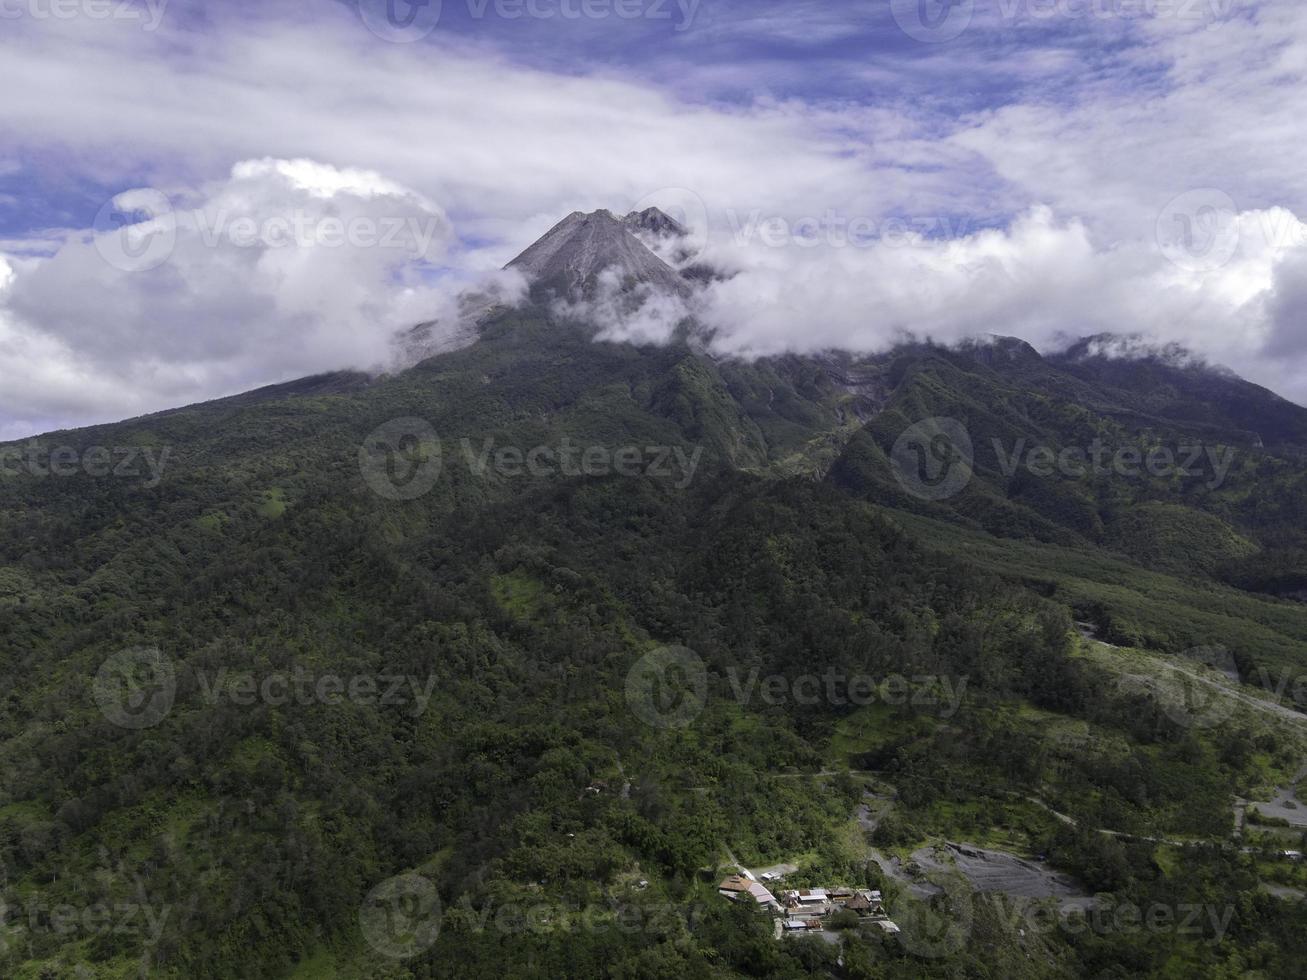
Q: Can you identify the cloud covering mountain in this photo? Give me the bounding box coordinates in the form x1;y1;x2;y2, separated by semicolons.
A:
2;0;1307;435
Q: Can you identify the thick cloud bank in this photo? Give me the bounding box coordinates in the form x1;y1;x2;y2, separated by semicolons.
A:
0;159;521;438
2;1;1306;434
574;204;1307;406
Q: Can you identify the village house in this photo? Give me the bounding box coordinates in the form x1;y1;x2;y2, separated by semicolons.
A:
718;874;781;912
843;890;884;916
780;917;826;933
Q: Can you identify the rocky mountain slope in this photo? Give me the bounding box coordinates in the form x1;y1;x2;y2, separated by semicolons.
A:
2;215;1307;978
505;208;692;301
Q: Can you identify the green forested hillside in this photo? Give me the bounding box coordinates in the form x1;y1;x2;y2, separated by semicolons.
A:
1;310;1305;978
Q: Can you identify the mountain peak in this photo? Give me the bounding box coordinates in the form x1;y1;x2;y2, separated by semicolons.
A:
623;206;688;239
957;334;1043;367
1059;333;1214;372
505;208;690;301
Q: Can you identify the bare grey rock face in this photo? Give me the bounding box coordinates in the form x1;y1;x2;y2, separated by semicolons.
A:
505;209;691;300
624;206;703;268
623;206;689;240
393;290;508;368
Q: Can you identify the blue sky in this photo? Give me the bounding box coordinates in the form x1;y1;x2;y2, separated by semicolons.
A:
0;0;1238;241
1;0;1304;436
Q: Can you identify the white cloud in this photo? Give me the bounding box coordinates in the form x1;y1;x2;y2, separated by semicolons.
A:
689;204;1307;404
949;4;1307;241
1;0;1306;433
0;158;513;432
554;268;695;347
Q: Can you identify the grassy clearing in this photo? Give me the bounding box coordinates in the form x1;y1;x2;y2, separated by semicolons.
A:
888;509;1307;681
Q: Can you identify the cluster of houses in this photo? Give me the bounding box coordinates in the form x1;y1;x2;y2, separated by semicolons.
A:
717;872;900;937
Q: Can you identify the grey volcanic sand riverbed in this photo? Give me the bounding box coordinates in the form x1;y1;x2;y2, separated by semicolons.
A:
909;842;1096;911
